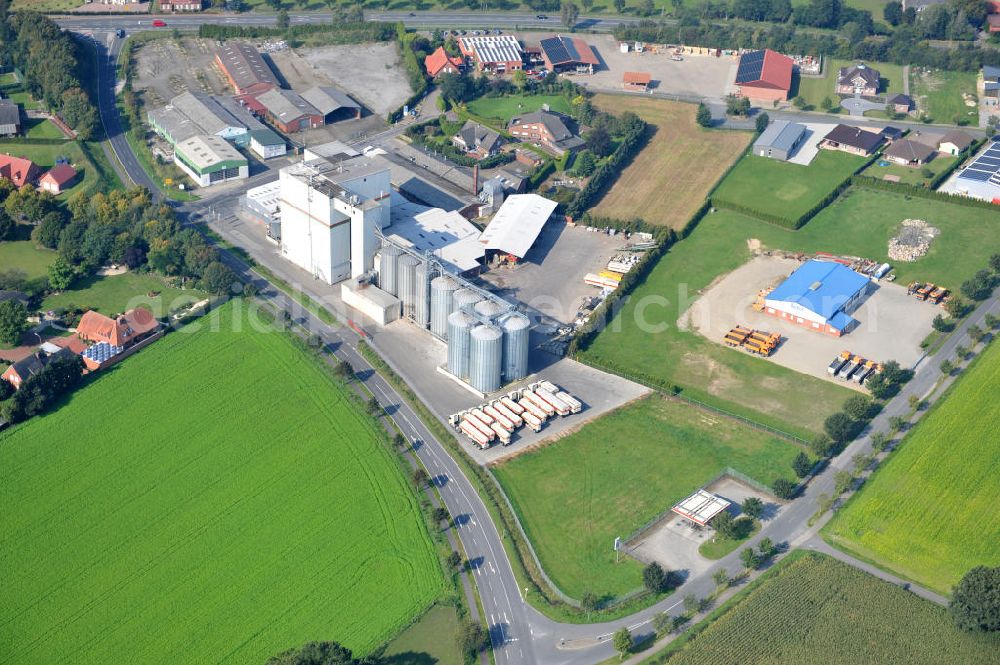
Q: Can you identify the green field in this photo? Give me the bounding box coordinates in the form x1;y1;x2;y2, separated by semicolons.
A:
658;553;1000;665
712;150;866;223
466;93;572;125
0;240;57;279
861;153;958;186
824;340;1000;595
0;139;102;196
5;90;41;111
493;396;804;599
42;271;207;317
0;301;444;665
910;69;979;125
793;58;906;111
382;604;464;665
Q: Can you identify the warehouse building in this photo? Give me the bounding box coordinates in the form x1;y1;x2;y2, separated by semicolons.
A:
734;49;793;102
243;180;281;240
458;34;524;73
215;41;280;95
255;88;324;133
147;91;264;146
940;137;1000;202
753;120;806;161
479;194;558;262
387;193;485;275
299;86;362;123
538;34;599;74
248;128;286;159
173;134;248;187
763;260;872;336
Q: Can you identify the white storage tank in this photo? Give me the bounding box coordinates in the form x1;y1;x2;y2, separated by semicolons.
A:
469;324;502;393
397;255;420;318
447;311;474;379
451;288;480;315
430;275;460;339
378;245;403;296
501;312;530;381
474;299;506;321
414;262;437;328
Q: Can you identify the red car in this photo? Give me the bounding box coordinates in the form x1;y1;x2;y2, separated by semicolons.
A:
152;19;166;27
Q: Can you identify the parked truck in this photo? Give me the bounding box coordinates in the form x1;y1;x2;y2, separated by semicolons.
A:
490;422;512;445
916;283;935;301
463;412;495;441
484;404;515;431
556;391;582;414
522;389;556;417
929;287;948;304
460;420;491;449
522;410;544;432
493;400;523;428
854;359;877;384
534;388;571;416
501;395;525;415
842;355;865;380
828;350;851;376
837;355;857;379
519;394;549;421
723;325;752;347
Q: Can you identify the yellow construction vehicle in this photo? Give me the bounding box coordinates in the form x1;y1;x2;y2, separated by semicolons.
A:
723;325;752;347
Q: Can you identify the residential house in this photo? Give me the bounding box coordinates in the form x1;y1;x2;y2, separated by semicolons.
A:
883;138;936;167
1;348;75;391
76;308;161;348
452;121;502;159
938;130;974;156
508;110;585;156
819;124;884;156
0;98;20;136
886;93;913;113
0;154;40;188
39;164;77;194
424;46;464;79
837;64;880;96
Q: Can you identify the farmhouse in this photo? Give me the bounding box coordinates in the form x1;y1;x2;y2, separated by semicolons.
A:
886;93;913;113
0;98;20;136
38;164;77;193
753;120;806;161
174;135;249;187
836;64;880;96
424;46;464;78
248;128;286;159
0;154;39;188
254;88;324;133
458;35;523;73
819;124;883;156
734;49;793;103
508;109;584;156
452;120;501;159
478;193;558;261
538;35;599;74
76;308;162;348
938;130;973;156
1;348;76;391
883;138;935;167
214;41;280;96
299;86;362;123
623;71;651;92
763;260;872;336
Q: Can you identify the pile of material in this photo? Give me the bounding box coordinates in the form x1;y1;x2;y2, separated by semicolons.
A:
888;219;939;262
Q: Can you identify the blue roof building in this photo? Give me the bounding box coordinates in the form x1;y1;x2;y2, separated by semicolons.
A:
764;260;872;336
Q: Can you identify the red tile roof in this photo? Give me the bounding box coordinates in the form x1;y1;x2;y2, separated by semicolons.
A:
40;163;77;187
52;334;88;355
0;154;40;188
739;49;793;92
424;46;464;77
76;308;159;347
623;71;652;84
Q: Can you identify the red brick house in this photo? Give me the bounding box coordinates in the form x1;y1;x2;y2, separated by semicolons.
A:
734;49;793;103
39;164;77;194
1;348;75;390
76;308;161;348
424;46;464;78
0;154;40;188
508;110;585;156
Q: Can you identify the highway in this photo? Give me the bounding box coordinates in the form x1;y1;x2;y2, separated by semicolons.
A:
72;18;1000;665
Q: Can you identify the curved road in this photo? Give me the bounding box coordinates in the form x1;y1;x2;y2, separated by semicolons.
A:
74;17;1000;665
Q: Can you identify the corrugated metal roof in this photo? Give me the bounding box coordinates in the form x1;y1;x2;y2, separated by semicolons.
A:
766;260;869;320
478;194;558;259
754;119;806;153
459;35;522;64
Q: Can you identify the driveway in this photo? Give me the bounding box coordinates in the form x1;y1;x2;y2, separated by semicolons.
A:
841;94;884;117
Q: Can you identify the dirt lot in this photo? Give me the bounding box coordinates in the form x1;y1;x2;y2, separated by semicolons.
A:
589;95;752;229
683;255;938;387
132;37;232;109
281;43;413;117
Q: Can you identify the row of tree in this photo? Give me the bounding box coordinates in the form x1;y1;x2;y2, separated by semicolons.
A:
1;352;85;423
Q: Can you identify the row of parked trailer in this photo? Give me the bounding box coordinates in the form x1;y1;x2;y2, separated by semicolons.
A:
907;282;951;305
723;325;781;357
451;380;582;449
827;350;882;385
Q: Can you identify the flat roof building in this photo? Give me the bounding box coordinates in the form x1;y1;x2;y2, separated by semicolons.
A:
940;137;1000;202
387;192;485;275
753;120;807;161
763;259;872;336
147;91;263;146
215;41;280;95
173;134;248;187
478;194;558;260
672;489;731;527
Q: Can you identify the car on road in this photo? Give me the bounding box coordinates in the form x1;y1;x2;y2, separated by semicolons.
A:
536;14;548;19
152;19;166;27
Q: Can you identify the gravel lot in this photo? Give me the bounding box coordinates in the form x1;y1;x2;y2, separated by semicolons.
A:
133;37;231;109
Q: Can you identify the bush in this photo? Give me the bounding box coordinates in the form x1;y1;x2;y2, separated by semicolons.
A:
960;270;996;301
792;451;813;478
950;566;1000;632
824;412;859;444
643;562;670;593
932;314;955;333
771;478;796;500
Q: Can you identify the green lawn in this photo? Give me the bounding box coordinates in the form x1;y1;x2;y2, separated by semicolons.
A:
0;300;444;665
6;90;41;111
0;72;18;85
23;117;65;140
0;139;100;196
466;93;572;124
861;153;958;187
658;553;1000;665
793;58;906;111
823;340;1000;595
910;69;979;125
697;521;760;560
42;272;207;317
493;396;804;600
712;150;867;224
0;241;57;279
382;604;464;665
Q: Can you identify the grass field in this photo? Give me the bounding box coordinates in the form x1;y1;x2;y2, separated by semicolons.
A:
910;69;979;125
861;153;958;186
23;117;66;140
590;96;751;229
42;271;207;317
658;553;1000;665
493;396;804;599
0;139;101;197
0;241;57;279
0;301;444;665
466;93;572;124
5;90;41;111
712;150;867;223
793;58;906;111
382;605;464;665
823;340;1000;595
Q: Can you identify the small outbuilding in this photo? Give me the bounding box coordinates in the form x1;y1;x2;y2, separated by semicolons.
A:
248;128;286;160
39;163;77;193
886;93;913;113
938;130;974;156
623;71;652;92
753;120;807;161
671;489;731;527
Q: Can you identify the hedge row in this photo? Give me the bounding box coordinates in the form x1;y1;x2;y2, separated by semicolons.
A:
564;118;649;219
387;24;429;123
526;160;555;191
852;175;1000;210
197;21;393;42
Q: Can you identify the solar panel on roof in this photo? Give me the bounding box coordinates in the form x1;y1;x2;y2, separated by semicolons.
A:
564;38;581;61
541;37;571;65
958;169;992;182
735;50;765;83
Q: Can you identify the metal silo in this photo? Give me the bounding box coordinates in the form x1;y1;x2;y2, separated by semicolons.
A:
501;313;531;382
474;299;505;321
378;245;402;296
447;311;474;379
469;324;503;393
430;275;459;339
397;255;420;318
451;288;480;315
414;262;437;329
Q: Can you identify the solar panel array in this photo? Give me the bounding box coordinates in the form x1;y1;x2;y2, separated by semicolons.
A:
460;35;522;65
735;50;766;84
957;139;1000;184
83;342;123;364
540;36;571;65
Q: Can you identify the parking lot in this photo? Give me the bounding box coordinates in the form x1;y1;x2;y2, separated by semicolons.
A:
683;255;939;386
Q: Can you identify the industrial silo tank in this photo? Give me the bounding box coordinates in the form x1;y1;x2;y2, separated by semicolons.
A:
451;288;480;315
469;324;503;393
430;275;459;339
378;245;402;296
397;255;420;318
414;263;438;329
474;299;506;321
447;311;474;379
501;313;530;382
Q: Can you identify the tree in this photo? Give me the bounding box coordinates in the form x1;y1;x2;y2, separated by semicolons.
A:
0;208;14;241
581;0;594;9
433;506;450;524
960;269;995;301
968;324;984;344
986;313;999;330
820;95;834;111
771;478;795;500
202;261;237;295
711;510;736;539
512;69;528;91
755;112;770;134
932;313;955;333
871;431;889;452
991;253;1000;274
682;593;699;612
243;282;259;298
581;591;599;613
758;537;776;558
834;470;854;495
47;255;75;291
883;0;903;25
696;104;713;127
955;344;969;360
945;296;970;319
614;0;625;11
809;434;834;458
572;150;597;177
336;359;354;379
276;8;290;28
640;0;654;14
561;0;580;28
266;641;359;665
643;562;668;593
447;551;462;569
792;451;812;478
585;126;613;157
792;96;807;109
824;412;858;444
368;395;382;414
950;566;1000;632
888;415;906;432
0;299;28;346
457;621;489;656
712;569;730;588
60;87;97;140
612;628;632;659
742;496;763;520
725;94;751;116
412;467;429;487
940;359;955;375
843;395;874;421
740;547;760;570
652;611;671;634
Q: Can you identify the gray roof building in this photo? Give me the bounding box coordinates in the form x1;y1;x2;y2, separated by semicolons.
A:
254;88;323;130
0;98;21;135
453;120;501;156
884;138;935;165
147;91;256;145
170;91;247;136
299;86;361;120
753;120;807;161
838;64;880;91
984;65;1000;82
214;41;280;94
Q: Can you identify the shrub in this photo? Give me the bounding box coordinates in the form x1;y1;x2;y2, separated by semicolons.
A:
950;566;1000;632
824;412;859;444
771;478;796;500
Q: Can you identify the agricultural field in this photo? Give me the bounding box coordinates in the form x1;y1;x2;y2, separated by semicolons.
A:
590;95;752;229
660;553;1000;665
861;153;958;186
0;240;57;279
910;68;979;125
793;58;906;111
824;340;1000;595
382;604;464;665
493;396;804;599
0;301;444;665
712;150;867;224
466;93;572;124
41;271;207;318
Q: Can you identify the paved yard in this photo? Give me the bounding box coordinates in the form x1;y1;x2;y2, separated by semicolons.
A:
133;37;231;109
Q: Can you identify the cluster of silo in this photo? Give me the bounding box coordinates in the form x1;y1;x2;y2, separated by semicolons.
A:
447;310;474;379
377;245;403;296
469;324;503;393
501;312;530;383
397;255;420;318
430;275;460;339
445;297;531;393
413;262;437;328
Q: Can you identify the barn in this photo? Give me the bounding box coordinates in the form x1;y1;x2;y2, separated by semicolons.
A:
763;260;872;336
538;35;599;74
734;49;793;103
